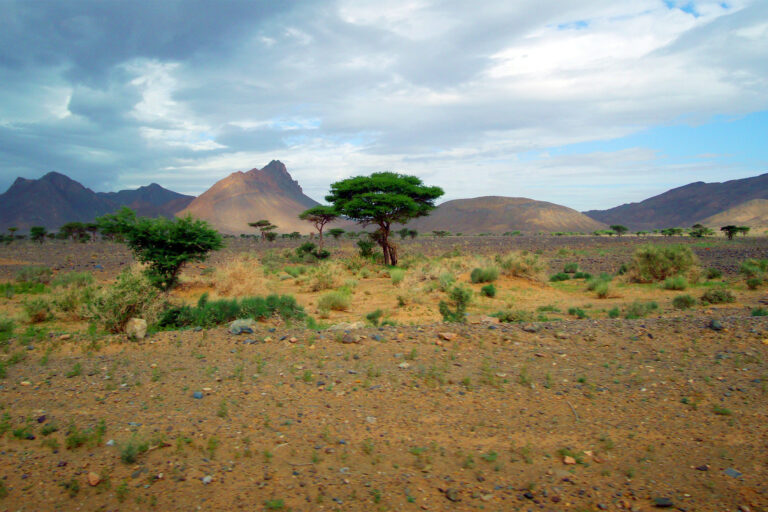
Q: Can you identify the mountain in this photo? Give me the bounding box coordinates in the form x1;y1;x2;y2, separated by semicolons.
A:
403;196;606;234
177;160;323;234
698;198;768;228
98;183;194;218
0;172;194;230
583;173;768;230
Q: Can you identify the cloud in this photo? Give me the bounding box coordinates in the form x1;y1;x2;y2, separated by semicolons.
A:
0;0;766;209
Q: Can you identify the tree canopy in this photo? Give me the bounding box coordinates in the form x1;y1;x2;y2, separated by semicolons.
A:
299;205;338;250
326;172;443;266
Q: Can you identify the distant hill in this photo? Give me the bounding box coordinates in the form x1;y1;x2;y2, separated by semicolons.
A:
403;196;606;234
178;160;330;235
583;173;768;230
698;198;768;229
0;172;194;231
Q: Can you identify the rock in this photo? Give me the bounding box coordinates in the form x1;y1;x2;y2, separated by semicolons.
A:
708;319;724;331
438;332;457;341
724;467;742;478
106;439;115;446
59;334;71;341
653;497;674;508
398;362;410;369
229;319;256;335
329;321;365;331
555;331;568;339
193;391;204;399
289;337;298;343
87;472;100;486
20;381;31;386
522;324;540;333
202;475;213;484
563;456;576;465
125;318;147;340
342;334;361;344
445;488;460;502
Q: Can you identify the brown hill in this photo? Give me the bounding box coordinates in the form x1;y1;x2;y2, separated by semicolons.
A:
178;160;324;235
584;173;768;230
698;198;768;229
0;172;192;231
404;196;606;234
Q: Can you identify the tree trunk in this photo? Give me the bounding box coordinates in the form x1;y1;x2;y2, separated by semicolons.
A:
318;225;324;251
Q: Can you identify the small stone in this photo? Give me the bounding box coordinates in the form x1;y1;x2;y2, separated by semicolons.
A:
289;337;298;343
342;334;361;344
125;318;148;340
695;464;709;471
522;324;540;333
438;332;457;341
653;497;674;508
365;416;376;424
106;440;115;446
229;319;256;335
724;467;742;478
398;362;410;369
563;456;576;465
202;475;213;484
88;472;101;486
193;391;204;399
445;488;460;502
555;331;568;339
20;381;31;386
59;334;71;340
708;319;724;331
523;491;534;499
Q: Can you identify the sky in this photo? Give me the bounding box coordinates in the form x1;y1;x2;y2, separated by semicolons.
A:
1;0;767;211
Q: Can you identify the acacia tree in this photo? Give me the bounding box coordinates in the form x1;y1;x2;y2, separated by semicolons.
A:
30;226;47;243
248;220;277;241
328;228;345;239
721;225;739;240
610;224;628;236
298;205;337;250
325;172;443;266
96;207;223;290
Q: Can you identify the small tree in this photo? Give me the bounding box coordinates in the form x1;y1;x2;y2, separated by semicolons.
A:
721;225;739;240
737;226;751;237
96;207;223;290
328;228;345;240
30;226;47;244
86;222;99;242
8;227;18;239
326;172;443;266
60;222;88;242
299;205;338;250
397;228;410;240
610;224;628;236
408;229;418;239
690;224;714;238
248;220;277;241
264;231;278;242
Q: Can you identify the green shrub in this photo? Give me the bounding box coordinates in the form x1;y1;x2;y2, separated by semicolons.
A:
751;307;768;317
159;293;305;328
700;289;735;304
672;294;697;310
357;239;375;258
51;272;95;288
572;271;592;280
389;268;406;285
563;262;578;273
593;281;611;298
549;272;571;282
746;277;762;290
492;310;531;323
88;268;165;333
120;436;149;464
706;268;722;280
318;291;352;312
54;286;96;317
607;307;620;318
365;309;384;326
284;266;306;278
438;285;472;323
587;273;613;291
480;284;496;298
0;282;47;297
15;265;53;284
437;273;456;292
470;267;499;283
739;259;768;278
662;276;688;291
23;298;53;323
627;244;698;283
624;301;659;319
567;307;587;319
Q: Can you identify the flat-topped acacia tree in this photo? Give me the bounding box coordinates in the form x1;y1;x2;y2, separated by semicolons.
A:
325;172;443;266
298;205;337;250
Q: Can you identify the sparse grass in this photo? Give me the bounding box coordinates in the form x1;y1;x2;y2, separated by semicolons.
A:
389;268;406;285
495;251;544;279
317;290;352;312
672;294;697;310
627;244;699;283
662;275;688;291
470;266;499;283
624;301;658;319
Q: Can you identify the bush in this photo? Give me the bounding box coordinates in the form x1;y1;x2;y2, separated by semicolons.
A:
706;268;722;280
627;244;698;283
51;272;95;288
700;289;735;304
357;239;375;258
751;307;768;317
593;281;611;298
389;268;406;285
607;307;620;318
495;251;544;279
624;301;658;319
739;259;768;279
572;271;592;280
318;291;352;312
23;298;53;323
0;317;14;340
662;276;688;291
549;272;571;282
747;277;762;290
54;286;96;319
470;267;499;284
587;273;613;291
563;262;579;273
438;285;472;323
15;266;52;284
672;294;697;310
493;310;531;323
88;268;165;333
480;284;496;298
568;307;587;319
365;309;384;326
159;293;305;328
